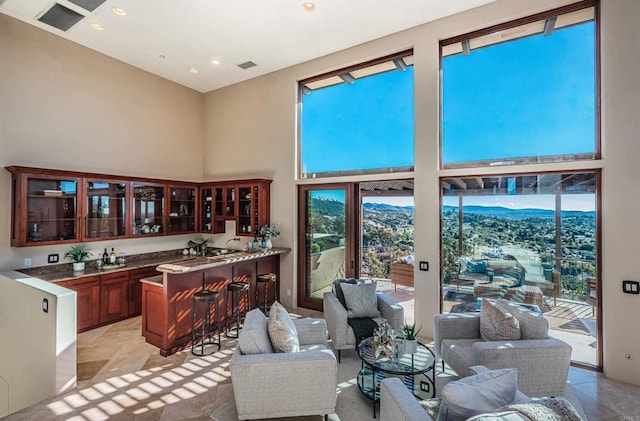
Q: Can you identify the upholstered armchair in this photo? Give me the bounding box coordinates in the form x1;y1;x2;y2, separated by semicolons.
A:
324;280;404;362
230;308;337;420
434;310;572;397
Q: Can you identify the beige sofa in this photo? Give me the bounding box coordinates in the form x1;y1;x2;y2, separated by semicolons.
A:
434;313;572;397
230;309;337;420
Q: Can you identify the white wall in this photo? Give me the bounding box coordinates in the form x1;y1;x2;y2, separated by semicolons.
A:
0;271;76;416
203;0;640;386
0;13;206;270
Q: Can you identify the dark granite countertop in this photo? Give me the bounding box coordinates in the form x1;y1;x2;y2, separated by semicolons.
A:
18;247;290;283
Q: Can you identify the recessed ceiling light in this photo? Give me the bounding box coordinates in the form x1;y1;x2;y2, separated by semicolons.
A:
112;7;126;16
91;23;104;31
211;59;220;65
303;2;315;12
189;68;198;74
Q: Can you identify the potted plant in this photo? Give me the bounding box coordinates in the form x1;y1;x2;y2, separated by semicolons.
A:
64;244;92;272
402;321;422;354
259;225;280;249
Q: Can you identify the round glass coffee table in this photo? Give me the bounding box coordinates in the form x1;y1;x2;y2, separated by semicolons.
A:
357;336;436;418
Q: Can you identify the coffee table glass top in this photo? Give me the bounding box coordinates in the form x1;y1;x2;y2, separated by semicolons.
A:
358;337;435;375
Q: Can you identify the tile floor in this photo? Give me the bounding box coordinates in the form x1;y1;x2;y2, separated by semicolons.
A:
4;312;640;421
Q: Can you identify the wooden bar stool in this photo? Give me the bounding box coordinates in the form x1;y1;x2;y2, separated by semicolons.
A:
255;273;277;315
191;289;221;356
225;281;250;338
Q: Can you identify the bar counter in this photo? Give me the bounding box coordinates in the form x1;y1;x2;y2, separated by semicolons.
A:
141;247;288;356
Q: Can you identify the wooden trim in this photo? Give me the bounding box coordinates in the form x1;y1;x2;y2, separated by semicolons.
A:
299;49;414;86
440;0;596;46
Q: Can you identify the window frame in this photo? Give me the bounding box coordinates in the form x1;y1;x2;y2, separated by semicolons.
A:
438;0;600;170
297;49;415;179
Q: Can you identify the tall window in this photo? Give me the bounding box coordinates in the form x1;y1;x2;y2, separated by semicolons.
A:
299;50;414;178
441;4;597;169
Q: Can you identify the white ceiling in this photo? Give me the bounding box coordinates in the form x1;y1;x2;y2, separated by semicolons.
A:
1;0;493;93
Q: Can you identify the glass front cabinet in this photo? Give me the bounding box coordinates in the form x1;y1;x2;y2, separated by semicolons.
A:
7;167;272;246
9;169;81;246
200;180;271;237
83;179;128;240
131;182;166;237
167;185;197;234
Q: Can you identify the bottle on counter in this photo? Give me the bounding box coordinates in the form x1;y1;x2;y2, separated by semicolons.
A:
102;248;109;265
109;248;117;264
252;236;258;250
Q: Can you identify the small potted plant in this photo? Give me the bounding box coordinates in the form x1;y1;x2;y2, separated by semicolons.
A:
259;225;280;249
402;321;422;354
64;244;92;272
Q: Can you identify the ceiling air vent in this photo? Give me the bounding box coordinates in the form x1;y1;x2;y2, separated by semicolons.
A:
237;61;257;70
67;0;107;12
38;3;84;32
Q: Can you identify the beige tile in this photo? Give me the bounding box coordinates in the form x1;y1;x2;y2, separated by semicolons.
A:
77;359;109;381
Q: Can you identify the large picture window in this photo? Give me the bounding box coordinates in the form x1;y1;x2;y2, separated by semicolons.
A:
440;3;597;169
299;50;414;178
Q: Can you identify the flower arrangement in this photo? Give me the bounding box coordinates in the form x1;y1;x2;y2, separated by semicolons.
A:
260;225;280;239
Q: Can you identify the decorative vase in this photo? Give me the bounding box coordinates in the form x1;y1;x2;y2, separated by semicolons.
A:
404;339;418;354
73;262;86;272
261;237;267;249
266;238;273;249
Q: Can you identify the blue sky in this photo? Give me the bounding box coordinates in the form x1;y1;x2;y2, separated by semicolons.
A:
442;22;595;163
301;67;414;174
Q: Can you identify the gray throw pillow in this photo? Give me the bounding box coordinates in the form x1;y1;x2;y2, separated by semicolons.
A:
267;301;300;353
497;299;548;340
340;281;382;318
437;368;518;421
480;298;521;341
238;308;273;355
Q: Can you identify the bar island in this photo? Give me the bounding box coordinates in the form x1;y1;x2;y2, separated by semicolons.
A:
141;247;288;356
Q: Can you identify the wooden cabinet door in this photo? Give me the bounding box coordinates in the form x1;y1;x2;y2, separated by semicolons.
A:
100;272;130;324
67;276;100;332
128;267;158;316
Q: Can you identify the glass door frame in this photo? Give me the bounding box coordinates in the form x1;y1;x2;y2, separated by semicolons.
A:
438;169;603;371
297;183;359;311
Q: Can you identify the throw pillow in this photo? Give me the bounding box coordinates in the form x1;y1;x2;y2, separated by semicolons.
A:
467;260;487;274
498;397;583;421
437;368;518;421
267;301;300;353
333;278;358;309
466;412;529;421
497;299;548;340
238;308;273;355
480;298;521;341
340;281;382;318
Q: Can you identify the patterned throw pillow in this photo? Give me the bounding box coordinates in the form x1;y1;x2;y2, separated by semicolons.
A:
480;298;521;341
340;281;382;318
267;301;300;353
497;299;548;340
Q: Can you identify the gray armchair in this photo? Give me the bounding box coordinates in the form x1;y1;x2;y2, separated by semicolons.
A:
434;313;572;397
230;312;337;420
324;286;404;362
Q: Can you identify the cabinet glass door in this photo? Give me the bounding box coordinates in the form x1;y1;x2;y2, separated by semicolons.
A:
201;187;213;233
85;180;127;239
132;183;165;236
237;185;254;235
26;176;78;243
168;186;196;234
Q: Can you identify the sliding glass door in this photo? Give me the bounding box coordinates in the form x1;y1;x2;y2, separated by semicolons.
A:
297;184;356;310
